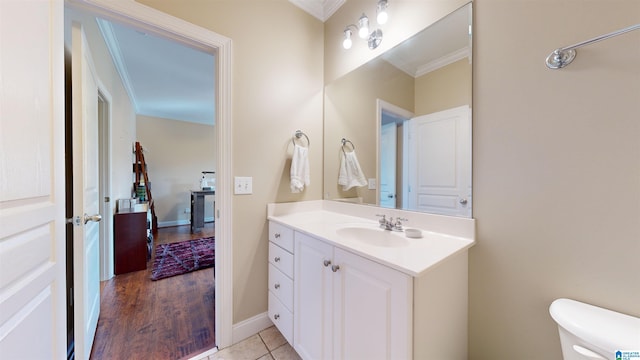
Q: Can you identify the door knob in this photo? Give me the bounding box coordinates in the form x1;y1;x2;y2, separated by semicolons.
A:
459;198;468;205
388;194;394;198
84;213;102;224
323;260;332;267
331;265;340;272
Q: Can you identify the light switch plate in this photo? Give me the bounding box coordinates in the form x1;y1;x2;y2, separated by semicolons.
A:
368;178;376;190
234;176;253;195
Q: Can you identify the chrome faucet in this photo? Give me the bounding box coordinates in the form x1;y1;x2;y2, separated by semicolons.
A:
377;215;408;231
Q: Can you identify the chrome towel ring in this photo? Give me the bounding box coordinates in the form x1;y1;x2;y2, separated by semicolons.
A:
341;138;355;154
291;130;310;147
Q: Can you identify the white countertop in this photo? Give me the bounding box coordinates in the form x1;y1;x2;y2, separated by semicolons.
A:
267;201;475;277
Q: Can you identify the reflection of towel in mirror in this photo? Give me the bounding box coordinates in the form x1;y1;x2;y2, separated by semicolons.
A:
290;144;310;193
338;151;367;191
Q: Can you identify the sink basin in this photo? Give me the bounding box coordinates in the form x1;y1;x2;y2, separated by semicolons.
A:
336;226;410;248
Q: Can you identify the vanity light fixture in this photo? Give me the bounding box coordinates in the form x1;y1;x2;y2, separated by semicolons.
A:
342;0;389;50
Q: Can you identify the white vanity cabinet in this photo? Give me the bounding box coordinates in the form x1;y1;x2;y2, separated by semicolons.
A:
268;222;295;344
293;231;412;360
268;216;470;360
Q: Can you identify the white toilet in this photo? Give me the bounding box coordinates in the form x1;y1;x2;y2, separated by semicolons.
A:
549;298;640;360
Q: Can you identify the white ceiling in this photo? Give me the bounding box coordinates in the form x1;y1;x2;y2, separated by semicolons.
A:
97;18;216;126
381;4;471;78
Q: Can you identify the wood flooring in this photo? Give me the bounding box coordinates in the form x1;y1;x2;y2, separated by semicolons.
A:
90;223;216;360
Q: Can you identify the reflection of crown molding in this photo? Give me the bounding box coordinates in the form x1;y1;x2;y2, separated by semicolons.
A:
415;46;470;77
288;0;345;22
96;18;140;113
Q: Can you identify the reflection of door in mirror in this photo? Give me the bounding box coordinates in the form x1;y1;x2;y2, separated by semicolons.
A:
380;120;397;208
377;101;414;209
325;3;473;217
407;105;471;217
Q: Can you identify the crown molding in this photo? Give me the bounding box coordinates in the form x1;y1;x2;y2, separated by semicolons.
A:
288;0;345;22
95;18;140;113
415;46;471;77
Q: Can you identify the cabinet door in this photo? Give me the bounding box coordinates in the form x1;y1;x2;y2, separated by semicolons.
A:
332;248;413;360
294;233;333;360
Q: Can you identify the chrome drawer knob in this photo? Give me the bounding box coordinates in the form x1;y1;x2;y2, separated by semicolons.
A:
331;265;340;272
275;233;281;238
274;314;280;320
274;283;280;289
323;260;331;267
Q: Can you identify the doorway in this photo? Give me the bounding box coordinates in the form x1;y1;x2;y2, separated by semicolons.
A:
376;100;413;209
65;0;233;355
98;91;112;281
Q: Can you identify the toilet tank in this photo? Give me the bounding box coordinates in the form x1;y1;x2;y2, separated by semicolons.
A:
549;298;640;360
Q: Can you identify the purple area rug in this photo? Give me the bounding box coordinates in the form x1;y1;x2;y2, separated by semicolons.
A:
151;237;215;281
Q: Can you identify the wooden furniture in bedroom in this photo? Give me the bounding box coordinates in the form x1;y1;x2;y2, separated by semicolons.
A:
114;205;150;275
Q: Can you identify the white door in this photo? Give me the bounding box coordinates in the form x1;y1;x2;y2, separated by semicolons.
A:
379;122;397;208
407;106;471;217
294;233;333;360
332;248;412;360
71;22;102;360
0;1;66;358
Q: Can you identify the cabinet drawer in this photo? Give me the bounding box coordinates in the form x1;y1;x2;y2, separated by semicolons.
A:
269;291;293;345
269;264;293;311
269;242;293;278
269;222;294;253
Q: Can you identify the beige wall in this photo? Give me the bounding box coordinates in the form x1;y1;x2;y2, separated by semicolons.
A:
415;58;472;116
324;58;414;203
136;115;216;225
470;1;640;358
137;0;325;323
329;0;640;359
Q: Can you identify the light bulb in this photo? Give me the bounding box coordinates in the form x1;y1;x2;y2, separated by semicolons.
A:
377;11;387;24
376;0;388;24
342;29;353;49
358;14;369;38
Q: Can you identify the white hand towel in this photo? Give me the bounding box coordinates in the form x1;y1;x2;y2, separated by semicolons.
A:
338;150;367;191
290;144;310;193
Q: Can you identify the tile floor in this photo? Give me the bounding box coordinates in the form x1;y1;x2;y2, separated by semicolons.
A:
192;326;301;360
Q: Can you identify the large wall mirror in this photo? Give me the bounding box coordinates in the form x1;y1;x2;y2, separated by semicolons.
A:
323;2;472;218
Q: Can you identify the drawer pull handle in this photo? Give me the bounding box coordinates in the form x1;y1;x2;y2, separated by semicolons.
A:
275;233;281;238
331;265;340;272
274;283;280;289
274;314;280;320
274;256;281;262
323;260;331;267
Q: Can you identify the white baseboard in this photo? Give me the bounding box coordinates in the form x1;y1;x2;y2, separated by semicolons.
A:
232;312;273;345
158;218;215;228
187;346;217;360
158;219;190;228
